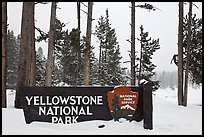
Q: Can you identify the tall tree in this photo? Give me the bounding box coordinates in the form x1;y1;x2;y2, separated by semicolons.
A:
183;14;202;85
52;18;64;86
183;2;192;106
83;2;93;85
131;2;136;85
178;2;184;106
2;2;7;108
45;2;57;86
60;28;81;85
76;2;81;85
89;50;99;85
77;2;81;31
137;25;160;91
95;14;106;85
127;2;160;85
15;2;35;108
36;47;47;86
25;2;36;86
6;31;20;90
171;6;202;105
95;9;125;86
54;26;97;86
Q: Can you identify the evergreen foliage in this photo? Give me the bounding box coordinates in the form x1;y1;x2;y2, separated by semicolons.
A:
88;43;99;85
53;19;98;86
95;9;127;86
183;14;202;85
60;28;79;85
35;47;46;86
171;14;202;86
6;30;20;89
137;25;160;91
36;17;99;86
135;3;161;11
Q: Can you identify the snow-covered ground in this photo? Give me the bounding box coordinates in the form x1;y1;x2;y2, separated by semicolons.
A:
2;86;202;135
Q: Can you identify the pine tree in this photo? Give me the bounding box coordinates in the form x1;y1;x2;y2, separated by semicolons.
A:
58;29;98;86
95;9;125;86
95;14;107;85
137;25;160;91
36;17;98;86
60;28;81;85
6;30;20;90
81;36;99;86
35;47;46;86
89;46;100;85
171;5;202;106
183;14;202;85
35;18;66;86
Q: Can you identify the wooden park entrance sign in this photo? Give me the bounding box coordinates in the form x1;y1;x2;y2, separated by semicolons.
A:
18;82;153;130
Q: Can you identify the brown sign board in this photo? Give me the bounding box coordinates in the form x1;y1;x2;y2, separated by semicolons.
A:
18;83;152;130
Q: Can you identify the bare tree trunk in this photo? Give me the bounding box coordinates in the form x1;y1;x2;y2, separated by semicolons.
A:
30;3;36;86
83;2;93;86
45;2;57;86
183;2;192;107
138;40;143;85
98;43;102;83
15;2;28;108
2;2;7;108
15;2;35;108
131;2;136;86
178;2;184;106
26;2;35;86
77;2;81;31
76;2;81;85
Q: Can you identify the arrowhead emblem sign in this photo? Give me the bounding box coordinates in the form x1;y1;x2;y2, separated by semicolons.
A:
107;86;139;122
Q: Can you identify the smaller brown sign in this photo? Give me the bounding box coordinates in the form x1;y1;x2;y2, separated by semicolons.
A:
107;86;139;121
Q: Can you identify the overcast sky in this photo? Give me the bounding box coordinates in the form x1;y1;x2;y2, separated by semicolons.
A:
7;2;202;72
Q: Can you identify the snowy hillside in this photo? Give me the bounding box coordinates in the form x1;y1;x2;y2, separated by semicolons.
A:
2;86;202;135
